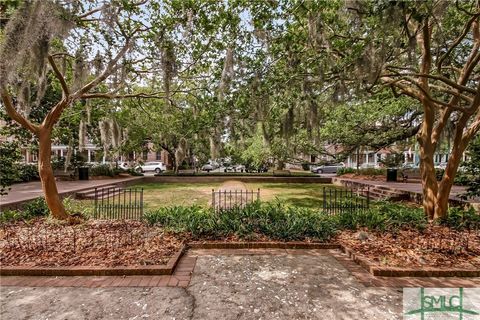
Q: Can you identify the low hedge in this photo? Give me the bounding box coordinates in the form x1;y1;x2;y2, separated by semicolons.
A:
143;201;432;241
144;201;337;241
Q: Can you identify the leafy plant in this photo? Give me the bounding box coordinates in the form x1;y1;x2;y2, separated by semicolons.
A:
0;141;22;195
17;163;40;182
337;167;355;176
334;201;426;232
144;201;337;241
457;135;480;199
22;197;50;217
0;209;23;223
63;197;93;217
379;152;404;169
90;164;115;177
441;207;480;230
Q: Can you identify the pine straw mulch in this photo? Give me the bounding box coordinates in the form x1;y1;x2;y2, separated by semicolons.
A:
336;225;480;270
0;219;187;267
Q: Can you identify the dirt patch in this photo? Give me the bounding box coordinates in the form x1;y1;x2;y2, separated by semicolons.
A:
0;219;186;267
336;226;480;269
217;180;248;191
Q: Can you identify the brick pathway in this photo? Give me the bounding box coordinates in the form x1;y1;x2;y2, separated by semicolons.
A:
2;249;478;288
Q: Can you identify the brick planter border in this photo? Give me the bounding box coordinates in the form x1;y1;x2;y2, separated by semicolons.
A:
2;241;477;278
340;245;480;278
0;245;186;277
187;241;341;250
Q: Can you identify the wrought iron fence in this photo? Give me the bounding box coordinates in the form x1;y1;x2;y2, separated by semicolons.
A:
322;186;370;215
212;189;260;212
93;187;144;219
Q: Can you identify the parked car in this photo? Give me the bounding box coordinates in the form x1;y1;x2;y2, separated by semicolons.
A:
201;164;214;172
310;163;344;174
235;164;246;172
135;162;166;173
118;162;131;170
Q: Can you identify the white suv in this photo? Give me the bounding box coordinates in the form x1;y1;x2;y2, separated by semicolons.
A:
135;162;166;173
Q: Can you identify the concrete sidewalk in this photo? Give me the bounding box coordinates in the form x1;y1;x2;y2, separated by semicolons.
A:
0;176;144;209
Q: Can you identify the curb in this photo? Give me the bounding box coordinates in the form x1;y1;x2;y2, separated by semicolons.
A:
339;245;480;278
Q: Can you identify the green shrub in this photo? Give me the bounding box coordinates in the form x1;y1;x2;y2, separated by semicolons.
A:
51;157;66;170
357;168;385;176
1;198;50;222
63;197;93;217
337;167;355;175
334;202;426;232
0;141;22;195
23;197;49;217
144;201;337;241
90;164;115;177
441;207;480;230
0;209;23;223
17;164;40;182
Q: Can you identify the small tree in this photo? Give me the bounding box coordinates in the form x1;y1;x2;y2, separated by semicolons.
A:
0;1;161;219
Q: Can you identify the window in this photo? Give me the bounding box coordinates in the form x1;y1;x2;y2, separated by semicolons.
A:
156;151;162;161
142;150;148;160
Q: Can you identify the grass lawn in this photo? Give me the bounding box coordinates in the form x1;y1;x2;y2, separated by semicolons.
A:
133;182;339;210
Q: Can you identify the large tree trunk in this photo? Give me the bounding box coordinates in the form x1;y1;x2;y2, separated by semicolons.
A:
38;128;69;220
418;104;438;220
434;116;470;219
418;151;438;220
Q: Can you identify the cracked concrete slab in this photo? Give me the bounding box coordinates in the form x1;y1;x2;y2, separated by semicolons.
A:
1;251;403;319
188;252;402;319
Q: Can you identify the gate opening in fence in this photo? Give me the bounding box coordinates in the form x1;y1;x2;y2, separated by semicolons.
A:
212;189;260;212
93;187;144;219
322;186;370;214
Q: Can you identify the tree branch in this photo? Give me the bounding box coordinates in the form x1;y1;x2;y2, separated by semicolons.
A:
71;39;132;99
436;13;480;73
81;92;166;99
0;88;39;134
48;55;69;97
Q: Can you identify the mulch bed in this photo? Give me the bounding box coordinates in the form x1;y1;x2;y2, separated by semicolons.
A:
2;218;479;273
336;226;480;270
0;219;186;267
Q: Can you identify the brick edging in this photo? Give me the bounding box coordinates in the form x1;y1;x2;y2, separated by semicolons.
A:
187;241;341;249
339;245;480;278
0;245;186;277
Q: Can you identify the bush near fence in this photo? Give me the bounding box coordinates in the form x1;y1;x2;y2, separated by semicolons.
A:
143;200;433;241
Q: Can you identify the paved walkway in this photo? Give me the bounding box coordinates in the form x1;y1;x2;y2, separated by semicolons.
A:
0;176;144;208
2;249;479;319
